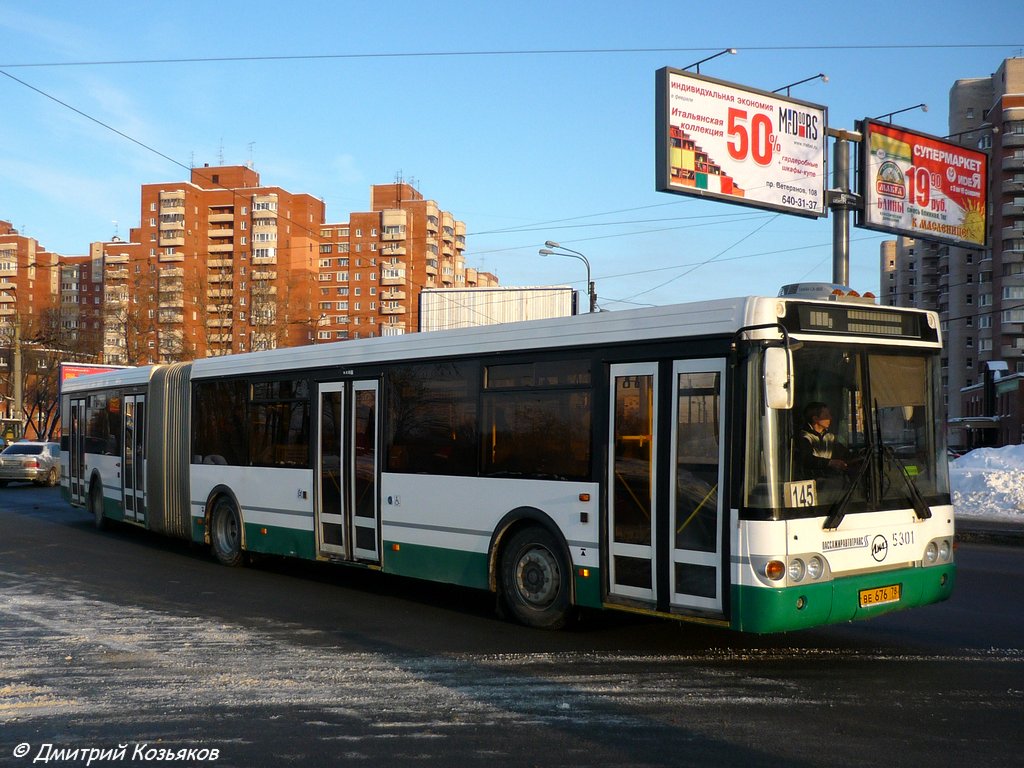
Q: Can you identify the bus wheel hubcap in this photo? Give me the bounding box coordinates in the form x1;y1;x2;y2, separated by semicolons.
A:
516;548;559;607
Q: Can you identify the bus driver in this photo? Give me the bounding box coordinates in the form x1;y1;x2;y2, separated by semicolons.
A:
794;402;850;480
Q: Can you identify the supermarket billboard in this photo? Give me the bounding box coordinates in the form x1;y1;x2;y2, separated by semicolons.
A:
656;68;828;218
858;119;988;248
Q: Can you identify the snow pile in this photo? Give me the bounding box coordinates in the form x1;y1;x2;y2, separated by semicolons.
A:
950;445;1024;522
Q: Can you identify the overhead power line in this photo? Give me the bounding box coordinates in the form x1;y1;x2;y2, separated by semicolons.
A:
0;43;1019;69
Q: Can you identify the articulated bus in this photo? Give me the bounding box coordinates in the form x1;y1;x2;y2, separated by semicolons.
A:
60;295;955;632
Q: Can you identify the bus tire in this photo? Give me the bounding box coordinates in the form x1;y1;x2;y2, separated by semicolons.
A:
499;526;573;630
89;482;106;530
210;497;244;567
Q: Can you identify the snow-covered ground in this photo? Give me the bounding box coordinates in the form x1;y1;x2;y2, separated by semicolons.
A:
951;445;1024;524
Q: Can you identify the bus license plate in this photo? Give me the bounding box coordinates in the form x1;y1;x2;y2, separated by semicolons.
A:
859;584;901;608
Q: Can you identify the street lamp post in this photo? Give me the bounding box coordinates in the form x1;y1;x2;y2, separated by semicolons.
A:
539;241;597;313
773;73;828;97
684;48;737;74
872;103;928;123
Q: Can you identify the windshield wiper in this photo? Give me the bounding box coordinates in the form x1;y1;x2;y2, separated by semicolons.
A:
880;445;932;521
823;445;875;530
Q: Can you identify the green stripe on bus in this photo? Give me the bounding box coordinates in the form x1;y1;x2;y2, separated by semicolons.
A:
383;540;490;590
731;563;956;634
243;522;316;560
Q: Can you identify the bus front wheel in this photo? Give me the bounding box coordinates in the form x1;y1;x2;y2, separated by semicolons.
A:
499;526;573;630
210;498;244;567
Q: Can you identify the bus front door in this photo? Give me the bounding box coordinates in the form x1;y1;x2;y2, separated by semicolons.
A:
316;381;381;563
121;394;146;524
669;360;725;615
69;397;86;506
608;363;658;604
608;360;726;617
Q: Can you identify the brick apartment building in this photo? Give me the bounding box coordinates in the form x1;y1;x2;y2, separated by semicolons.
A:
317;183;497;341
4;167;500;371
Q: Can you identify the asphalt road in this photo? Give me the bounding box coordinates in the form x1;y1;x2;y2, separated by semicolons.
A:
1;485;1022;767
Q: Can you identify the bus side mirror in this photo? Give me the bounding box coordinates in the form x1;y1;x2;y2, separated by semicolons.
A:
764;347;794;410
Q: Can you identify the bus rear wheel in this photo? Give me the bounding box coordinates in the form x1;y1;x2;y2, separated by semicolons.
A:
210;497;244;567
499;526;573;630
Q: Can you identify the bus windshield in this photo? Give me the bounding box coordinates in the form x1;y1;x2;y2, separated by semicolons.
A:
744;343;949;521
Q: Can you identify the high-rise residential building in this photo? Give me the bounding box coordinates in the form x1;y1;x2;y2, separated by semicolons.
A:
317;182;497;341
882;57;1024;447
0;220;63;426
59;252;104;356
0;220;61;339
93;164;327;364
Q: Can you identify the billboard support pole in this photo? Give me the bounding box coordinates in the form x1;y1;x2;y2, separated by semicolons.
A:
827;127;863;287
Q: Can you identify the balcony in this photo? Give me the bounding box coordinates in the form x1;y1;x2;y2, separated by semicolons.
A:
209;243;234;253
210;334;233;344
0;293;15;303
380;304;407;315
208;227;233;238
425;260;438;276
1002;202;1024;218
159;252;184;263
1002;178;1024;194
105;253;129;264
207;288;234;299
206;318;232;328
252;255;277;265
105;269;129;280
208;272;233;283
1002;156;1024;171
160;235;185;247
381;289;406;301
1004;133;1024;148
381;272;406;287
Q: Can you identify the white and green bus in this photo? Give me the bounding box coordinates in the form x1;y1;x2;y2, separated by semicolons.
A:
60;295;955;632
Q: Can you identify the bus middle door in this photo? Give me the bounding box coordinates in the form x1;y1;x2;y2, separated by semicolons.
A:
316;380;381;563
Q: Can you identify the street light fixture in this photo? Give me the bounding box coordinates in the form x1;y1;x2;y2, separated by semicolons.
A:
944;123;999;141
773;73;828;97
872;103;928;123
684;48;737;74
539;241;597;313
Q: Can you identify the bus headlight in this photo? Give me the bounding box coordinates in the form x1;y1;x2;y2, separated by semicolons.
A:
939;539;952;562
788;558;806;583
807;555;824;580
924;541;939;564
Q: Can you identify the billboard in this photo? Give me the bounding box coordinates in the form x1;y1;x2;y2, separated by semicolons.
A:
59;363;127;383
656;68;828;218
858;120;987;248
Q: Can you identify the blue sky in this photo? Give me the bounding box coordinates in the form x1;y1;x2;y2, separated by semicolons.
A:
1;1;1022;309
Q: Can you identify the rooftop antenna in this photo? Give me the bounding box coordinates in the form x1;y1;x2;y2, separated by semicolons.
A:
217;139;224;166
112;220;119;240
247;141;255;169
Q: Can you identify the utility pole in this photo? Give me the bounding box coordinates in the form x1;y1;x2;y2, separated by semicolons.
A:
12;312;23;429
827;127;864;286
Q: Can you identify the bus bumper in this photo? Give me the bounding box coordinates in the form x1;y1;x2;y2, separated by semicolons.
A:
730;563;956;634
